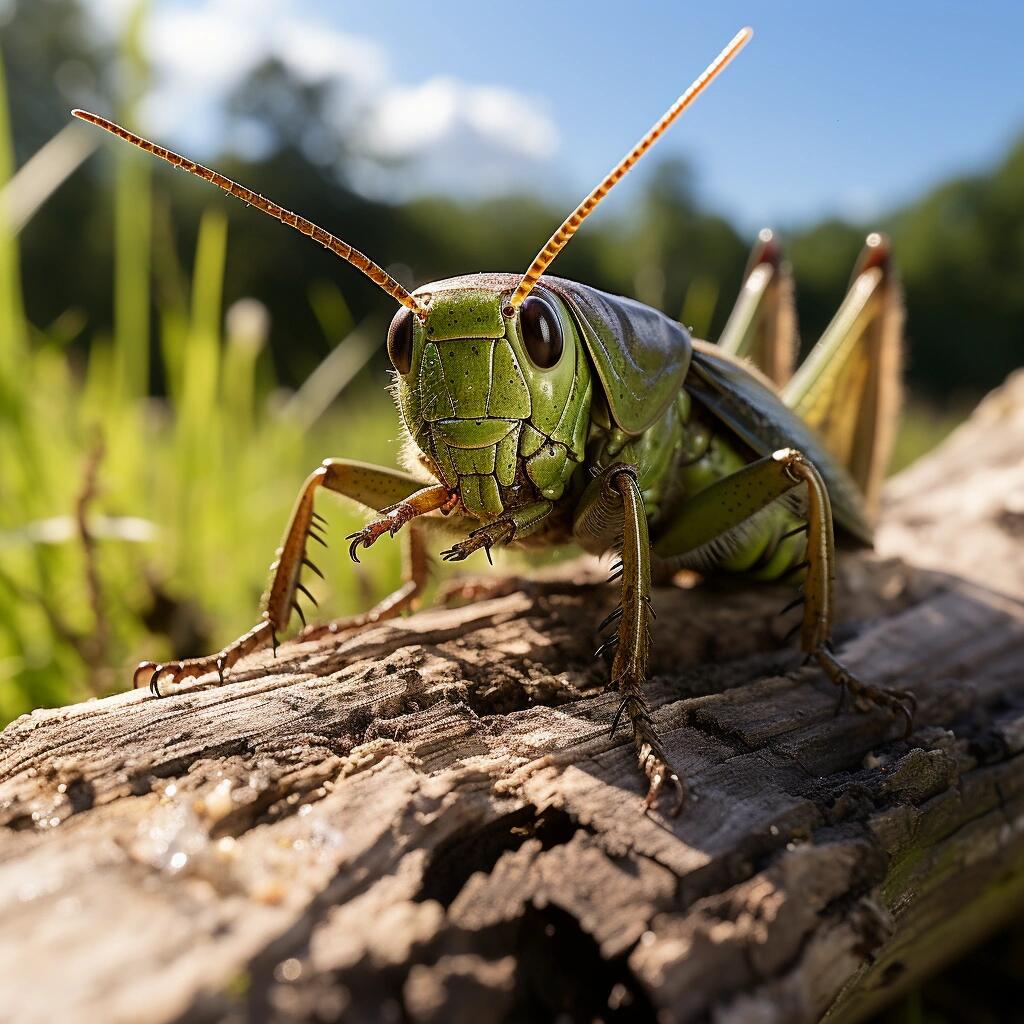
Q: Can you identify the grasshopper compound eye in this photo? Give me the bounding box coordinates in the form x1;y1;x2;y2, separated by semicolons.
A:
387;307;415;375
519;295;563;369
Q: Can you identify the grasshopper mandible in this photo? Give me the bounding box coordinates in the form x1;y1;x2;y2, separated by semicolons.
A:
74;26;912;813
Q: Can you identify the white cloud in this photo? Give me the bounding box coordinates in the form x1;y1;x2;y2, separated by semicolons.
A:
366;78;557;162
351;75;558;196
92;0;558;198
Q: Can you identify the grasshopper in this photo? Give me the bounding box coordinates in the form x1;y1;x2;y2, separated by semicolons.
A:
74;27;912;813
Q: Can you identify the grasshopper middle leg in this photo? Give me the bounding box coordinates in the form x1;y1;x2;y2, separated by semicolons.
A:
653;448;916;732
135;459;454;694
575;463;685;815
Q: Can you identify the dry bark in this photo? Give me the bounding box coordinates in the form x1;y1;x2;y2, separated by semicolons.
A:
1;372;1023;1024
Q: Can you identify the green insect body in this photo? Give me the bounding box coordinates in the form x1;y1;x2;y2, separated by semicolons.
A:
75;26;914;813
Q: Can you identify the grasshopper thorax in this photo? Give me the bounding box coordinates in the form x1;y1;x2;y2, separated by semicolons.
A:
388;274;592;521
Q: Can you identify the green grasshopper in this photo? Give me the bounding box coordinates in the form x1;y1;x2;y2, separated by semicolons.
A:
74;27;912;813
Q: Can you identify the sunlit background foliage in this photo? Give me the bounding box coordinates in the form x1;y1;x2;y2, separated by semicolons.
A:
0;0;1022;729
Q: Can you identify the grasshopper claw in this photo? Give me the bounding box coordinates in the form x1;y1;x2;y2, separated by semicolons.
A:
346;510;415;563
609;694;630;739
346;533;363;563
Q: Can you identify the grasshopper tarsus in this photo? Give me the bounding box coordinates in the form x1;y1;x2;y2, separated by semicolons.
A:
814;647;918;738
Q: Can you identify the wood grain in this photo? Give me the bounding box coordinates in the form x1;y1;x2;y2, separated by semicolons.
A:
1;371;1022;1024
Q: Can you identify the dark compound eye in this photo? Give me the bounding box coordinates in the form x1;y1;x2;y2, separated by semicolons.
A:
387;308;414;375
519;295;563;369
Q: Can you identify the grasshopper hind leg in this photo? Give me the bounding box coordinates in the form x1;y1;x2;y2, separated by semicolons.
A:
782;234;902;520
717;228;798;388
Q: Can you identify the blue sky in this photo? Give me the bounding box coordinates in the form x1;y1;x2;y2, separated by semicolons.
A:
126;1;1024;232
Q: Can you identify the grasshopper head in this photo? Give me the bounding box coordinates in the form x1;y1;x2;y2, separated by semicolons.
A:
388;273;592;521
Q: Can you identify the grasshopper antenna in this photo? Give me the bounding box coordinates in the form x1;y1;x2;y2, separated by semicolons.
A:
508;26;752;311
71;109;426;316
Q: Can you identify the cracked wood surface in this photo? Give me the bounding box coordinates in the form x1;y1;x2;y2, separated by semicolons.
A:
1;371;1023;1024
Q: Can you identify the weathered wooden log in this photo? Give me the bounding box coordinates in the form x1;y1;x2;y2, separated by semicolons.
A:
1;372;1022;1024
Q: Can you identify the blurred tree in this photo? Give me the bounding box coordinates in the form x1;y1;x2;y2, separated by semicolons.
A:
623;158;747;337
789;219;866;353
0;0;109;159
893;138;1024;398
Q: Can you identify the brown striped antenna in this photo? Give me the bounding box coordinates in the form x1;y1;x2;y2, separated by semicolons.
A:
508;26;753;310
71;109;426;316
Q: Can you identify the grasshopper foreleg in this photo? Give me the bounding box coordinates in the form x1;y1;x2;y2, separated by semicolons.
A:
346;483;457;562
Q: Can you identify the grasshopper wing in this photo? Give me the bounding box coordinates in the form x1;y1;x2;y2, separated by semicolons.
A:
781;235;902;519
717;229;797;388
687;340;873;545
